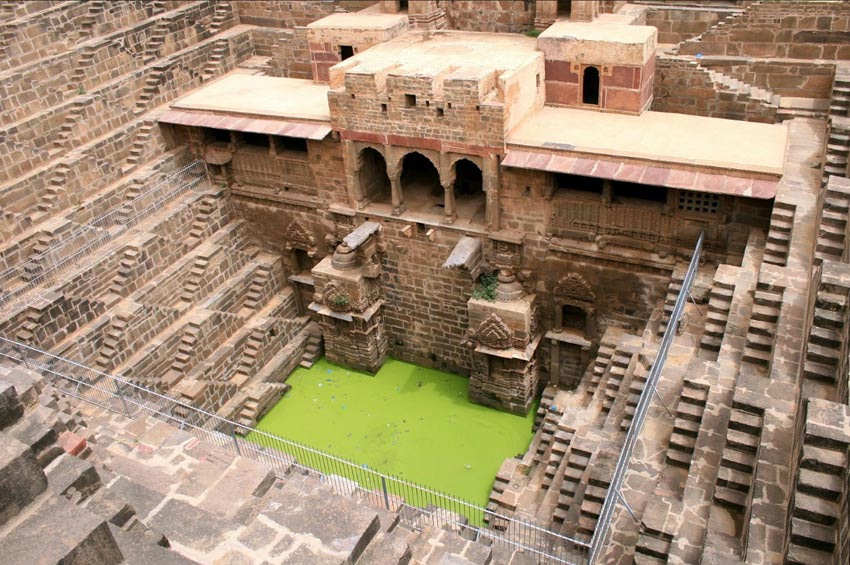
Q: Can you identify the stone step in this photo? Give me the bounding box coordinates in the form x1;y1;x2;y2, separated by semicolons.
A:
789;517;835;551
793;492;838;525
357;526;413;565
785;542;834;565
713;485;747;512
798;468;844;499
0;494;123;563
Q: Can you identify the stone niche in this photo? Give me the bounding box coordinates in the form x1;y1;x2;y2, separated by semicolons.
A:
310;221;387;373
465;271;540;415
539;21;657;114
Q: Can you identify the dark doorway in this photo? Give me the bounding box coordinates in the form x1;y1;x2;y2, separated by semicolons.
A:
400;152;442;213
582;66;600;106
561;304;587;333
557;0;571;17
294;249;315;274
399;0;408;11
452;159;485;223
339;45;354;60
358;148;391;204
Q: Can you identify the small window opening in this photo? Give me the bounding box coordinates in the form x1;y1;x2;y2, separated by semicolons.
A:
340;45;354;60
582;66;600;106
475;105;480;112
561;304;586;332
381;103;387;112
294;249;315;273
242;131;269;148
277;136;308;153
447;102;452;109
269;327;277;337
611;181;667;205
399;0;409;11
524;186;532;197
405;94;416;108
554;173;603;195
536;73;540;87
436;108;444;117
425;100;430;107
678;190;720;214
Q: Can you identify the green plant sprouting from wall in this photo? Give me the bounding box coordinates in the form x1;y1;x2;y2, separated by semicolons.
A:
472;272;498;302
332;294;350;308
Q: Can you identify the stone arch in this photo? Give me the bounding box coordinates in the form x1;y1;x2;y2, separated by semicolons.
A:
554;273;596;337
284;218;317;274
451;158;485;224
399;150;442;214
357;146;391;204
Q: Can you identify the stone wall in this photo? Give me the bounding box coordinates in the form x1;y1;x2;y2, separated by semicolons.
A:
444;1;535;34
643;4;737;44
678;0;850;59
653;56;778;123
697;57;835;99
233;0;374;28
0;0;183;72
0;27;255;186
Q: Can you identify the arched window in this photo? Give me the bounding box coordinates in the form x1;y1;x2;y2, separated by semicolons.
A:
400;152;441;213
582;66;600;106
452;159;485;224
358;148;391;204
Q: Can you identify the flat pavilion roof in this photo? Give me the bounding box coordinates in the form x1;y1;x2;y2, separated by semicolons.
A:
509;106;788;176
171;75;331;122
338;30;540;77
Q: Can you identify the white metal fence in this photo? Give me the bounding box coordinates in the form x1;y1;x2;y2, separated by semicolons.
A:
0;160;208;312
0;336;591;565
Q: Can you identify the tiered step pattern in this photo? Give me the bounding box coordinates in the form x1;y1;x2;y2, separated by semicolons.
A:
815;176;850;264
742;282;783;367
665;382;709;470
699;270;736;355
763;201;795;267
802;274;848;390
785;440;846;564
657;263;687;336
713;404;763;524
553;443;593;525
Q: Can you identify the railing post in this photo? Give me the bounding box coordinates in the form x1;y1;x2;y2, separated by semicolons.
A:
15;345;29;369
230;423;242;456
115;380;132;418
381;476;390;510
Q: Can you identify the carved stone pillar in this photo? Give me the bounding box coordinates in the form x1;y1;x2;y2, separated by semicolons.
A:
484;154;500;231
443;183;457;224
310;222;387;373
386;146;405;216
465;271;540;415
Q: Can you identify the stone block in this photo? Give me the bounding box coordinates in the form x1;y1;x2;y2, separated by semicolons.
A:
82;486;137;528
8;412;57;461
0;382;24;431
45;452;102;501
0;495;124;565
261;488;381;563
0;434;48;526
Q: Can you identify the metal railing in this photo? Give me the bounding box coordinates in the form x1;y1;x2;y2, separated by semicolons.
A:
0;159;208;312
0;336;590;564
588;232;704;562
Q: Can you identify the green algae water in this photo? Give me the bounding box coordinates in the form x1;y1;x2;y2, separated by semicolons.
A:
253;357;536;509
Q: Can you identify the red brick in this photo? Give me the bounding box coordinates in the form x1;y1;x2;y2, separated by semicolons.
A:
58;431;87;456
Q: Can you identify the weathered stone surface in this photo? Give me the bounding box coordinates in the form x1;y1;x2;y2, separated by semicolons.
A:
0;434;47;526
0;495;123;565
0;382;24;431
